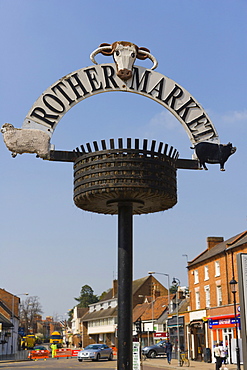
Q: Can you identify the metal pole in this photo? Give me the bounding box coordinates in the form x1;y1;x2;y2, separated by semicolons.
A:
176;290;180;366
148;272;170;314
167;275;170;314
172;277;180;365
11;296;14;354
233;291;241;370
118;201;133;370
152;286;154;343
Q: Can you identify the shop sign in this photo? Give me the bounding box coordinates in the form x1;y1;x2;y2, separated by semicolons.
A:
208;317;240;329
154;332;168;338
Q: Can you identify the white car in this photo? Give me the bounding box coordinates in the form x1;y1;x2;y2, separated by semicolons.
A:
77;344;113;361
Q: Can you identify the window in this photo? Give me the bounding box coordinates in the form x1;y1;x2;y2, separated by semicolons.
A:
194;270;199;284
215;261;220;277
204;285;210;308
204;266;209;280
195;291;200;309
216;285;222;306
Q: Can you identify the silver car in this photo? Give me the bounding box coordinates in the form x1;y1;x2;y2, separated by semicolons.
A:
77;344;113;361
142;340;167;358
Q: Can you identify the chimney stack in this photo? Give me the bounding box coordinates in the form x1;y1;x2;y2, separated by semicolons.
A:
207;236;224;250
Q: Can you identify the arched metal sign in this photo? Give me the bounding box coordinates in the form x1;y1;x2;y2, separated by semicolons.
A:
22;63;219;146
2;41;223;162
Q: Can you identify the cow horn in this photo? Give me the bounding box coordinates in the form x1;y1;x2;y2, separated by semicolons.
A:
90;45;113;65
137;49;158;70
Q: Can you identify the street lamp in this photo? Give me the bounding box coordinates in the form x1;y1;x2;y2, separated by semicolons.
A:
182;254;188;263
11;293;29;354
172;277;181;366
229;278;241;370
148;272;171;314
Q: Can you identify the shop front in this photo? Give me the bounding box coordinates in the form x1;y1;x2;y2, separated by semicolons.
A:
208;314;241;364
167;316;185;354
188;310;207;361
189;319;206;361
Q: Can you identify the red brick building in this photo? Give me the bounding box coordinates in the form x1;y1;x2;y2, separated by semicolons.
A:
81;276;168;348
187;230;247;363
0;289;20;354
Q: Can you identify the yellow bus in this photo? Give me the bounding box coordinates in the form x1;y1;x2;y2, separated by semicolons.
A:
49;331;63;348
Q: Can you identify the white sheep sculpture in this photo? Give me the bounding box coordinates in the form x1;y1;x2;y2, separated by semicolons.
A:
1;123;51;158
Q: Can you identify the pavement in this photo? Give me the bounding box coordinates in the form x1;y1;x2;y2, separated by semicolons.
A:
142;357;243;370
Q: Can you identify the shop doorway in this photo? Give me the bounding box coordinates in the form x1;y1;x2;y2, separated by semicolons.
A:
222;328;233;364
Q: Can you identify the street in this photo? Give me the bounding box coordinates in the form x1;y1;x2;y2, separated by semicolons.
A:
0;358;170;370
0;357;181;370
0;358;117;369
0;358;158;370
0;357;243;370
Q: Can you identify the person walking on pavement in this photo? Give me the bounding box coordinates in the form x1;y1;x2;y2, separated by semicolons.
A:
220;341;227;366
213;343;223;370
165;340;173;364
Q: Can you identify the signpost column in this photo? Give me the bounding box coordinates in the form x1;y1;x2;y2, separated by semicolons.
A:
1;41;232;370
118;202;133;370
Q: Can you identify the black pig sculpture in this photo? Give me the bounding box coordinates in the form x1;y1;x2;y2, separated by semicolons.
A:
192;142;236;171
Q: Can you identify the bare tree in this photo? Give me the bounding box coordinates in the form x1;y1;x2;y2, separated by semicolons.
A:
19;296;43;335
52;313;63;331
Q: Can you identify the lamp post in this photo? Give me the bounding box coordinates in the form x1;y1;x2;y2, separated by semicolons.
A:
172;277;180;366
11;293;28;354
229;278;241;370
150;282;155;342
148;272;171;314
182;254;188;264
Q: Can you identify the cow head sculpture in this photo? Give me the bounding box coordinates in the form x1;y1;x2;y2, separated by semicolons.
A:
90;41;158;81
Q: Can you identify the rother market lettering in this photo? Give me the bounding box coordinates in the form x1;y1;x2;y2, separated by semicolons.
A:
22;64;219;145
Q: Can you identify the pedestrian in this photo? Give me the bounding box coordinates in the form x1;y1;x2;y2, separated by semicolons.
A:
50;343;57;358
219;342;228;368
165;340;173;364
213;343;223;370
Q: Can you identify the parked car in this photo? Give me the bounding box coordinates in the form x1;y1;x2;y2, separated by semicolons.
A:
142;340;167;358
77;344;113;361
32;345;48;351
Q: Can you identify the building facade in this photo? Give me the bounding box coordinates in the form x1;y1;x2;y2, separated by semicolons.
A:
187;231;247;363
81;276;168;348
0;289;20;355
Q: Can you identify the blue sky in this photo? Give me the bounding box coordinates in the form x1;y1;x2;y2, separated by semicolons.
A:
0;0;246;319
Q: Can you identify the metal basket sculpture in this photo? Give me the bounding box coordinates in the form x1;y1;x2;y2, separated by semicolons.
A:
73;138;179;215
